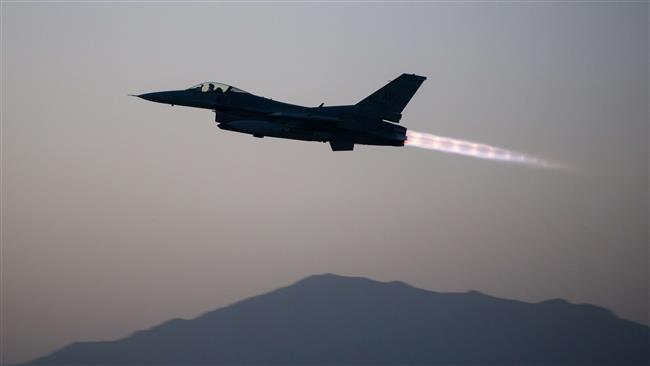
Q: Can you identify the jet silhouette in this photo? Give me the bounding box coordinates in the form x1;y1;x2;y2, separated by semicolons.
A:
135;74;426;151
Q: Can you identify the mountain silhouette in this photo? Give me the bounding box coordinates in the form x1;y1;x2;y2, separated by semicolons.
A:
26;274;649;365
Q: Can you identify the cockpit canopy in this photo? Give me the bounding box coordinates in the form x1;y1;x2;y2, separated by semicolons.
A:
186;82;247;94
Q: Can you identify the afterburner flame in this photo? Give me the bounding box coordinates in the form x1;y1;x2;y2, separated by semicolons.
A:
405;130;557;169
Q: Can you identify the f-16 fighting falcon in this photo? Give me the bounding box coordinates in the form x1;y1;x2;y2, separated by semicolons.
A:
134;74;556;168
135;74;426;151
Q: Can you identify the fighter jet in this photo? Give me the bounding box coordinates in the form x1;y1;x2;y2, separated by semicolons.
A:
135;73;426;151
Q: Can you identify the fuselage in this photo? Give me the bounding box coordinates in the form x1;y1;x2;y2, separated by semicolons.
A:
136;75;426;151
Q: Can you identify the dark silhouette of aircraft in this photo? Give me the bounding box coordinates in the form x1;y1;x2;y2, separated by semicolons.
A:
135;74;426;151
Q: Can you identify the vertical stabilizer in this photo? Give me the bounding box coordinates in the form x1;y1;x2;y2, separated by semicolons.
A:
355;73;426;123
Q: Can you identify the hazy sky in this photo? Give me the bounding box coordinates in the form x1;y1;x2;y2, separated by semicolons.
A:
2;2;648;364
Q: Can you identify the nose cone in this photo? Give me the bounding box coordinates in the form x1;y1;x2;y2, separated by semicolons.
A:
137;91;179;104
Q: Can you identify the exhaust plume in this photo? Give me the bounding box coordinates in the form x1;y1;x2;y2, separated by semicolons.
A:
405;130;558;169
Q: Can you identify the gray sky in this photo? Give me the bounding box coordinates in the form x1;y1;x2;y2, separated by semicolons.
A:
2;2;648;364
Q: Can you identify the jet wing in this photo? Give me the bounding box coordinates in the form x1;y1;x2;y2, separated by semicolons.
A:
268;111;341;123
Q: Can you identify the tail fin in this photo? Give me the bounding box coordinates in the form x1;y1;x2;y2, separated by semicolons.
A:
355;73;426;123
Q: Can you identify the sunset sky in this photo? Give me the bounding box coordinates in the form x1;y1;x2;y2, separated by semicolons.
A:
2;2;648;364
